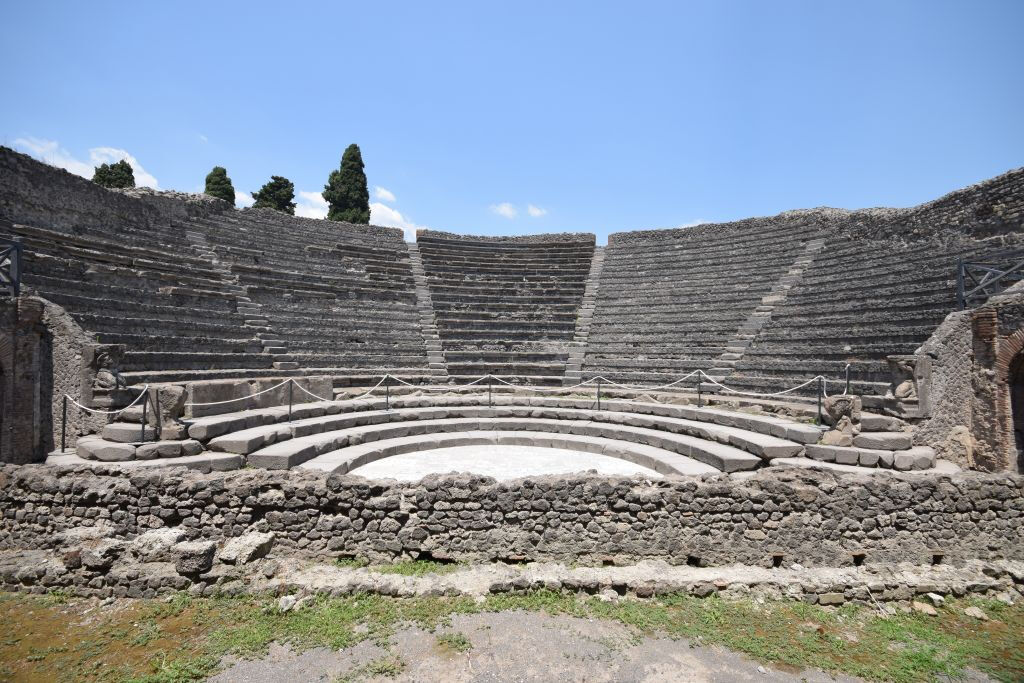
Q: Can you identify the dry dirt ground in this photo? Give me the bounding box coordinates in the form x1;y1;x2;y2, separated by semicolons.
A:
212;610;899;683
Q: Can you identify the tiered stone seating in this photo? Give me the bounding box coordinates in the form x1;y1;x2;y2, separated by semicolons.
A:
723;236;997;397
186;210;435;386
416;231;595;385
0;217;272;385
582;218;823;385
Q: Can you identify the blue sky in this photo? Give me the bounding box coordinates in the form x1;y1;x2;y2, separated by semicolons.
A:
2;1;1021;242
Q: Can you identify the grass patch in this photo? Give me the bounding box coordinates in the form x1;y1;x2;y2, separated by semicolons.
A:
336;654;405;681
334;557;370;569
436;631;473;653
0;589;1022;682
368;560;459;576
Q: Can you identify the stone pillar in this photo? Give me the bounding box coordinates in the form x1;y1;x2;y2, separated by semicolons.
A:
0;297;46;463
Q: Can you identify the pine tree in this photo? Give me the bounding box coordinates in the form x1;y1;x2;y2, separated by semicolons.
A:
251;176;296;214
204;166;235;204
323;143;370;224
92;160;135;189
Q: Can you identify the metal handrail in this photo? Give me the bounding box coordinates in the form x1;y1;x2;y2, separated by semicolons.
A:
957;253;1024;309
0;238;22;298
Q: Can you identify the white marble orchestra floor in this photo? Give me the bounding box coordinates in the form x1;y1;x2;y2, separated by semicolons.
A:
347;444;663;482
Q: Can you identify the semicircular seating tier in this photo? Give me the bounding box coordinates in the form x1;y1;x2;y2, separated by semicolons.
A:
0;148;436;409
60;389;943;478
415;231;596;386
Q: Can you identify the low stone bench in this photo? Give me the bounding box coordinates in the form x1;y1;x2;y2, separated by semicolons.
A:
298;430;718;477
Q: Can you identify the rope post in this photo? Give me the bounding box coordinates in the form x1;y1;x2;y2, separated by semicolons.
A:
697;372;703;408
816;376;824;425
597;378;602;411
385;375;391;411
845;365;851;395
154;388;161;440
288;379;293;423
140;390;148;442
61;395;67;453
488;375;492;408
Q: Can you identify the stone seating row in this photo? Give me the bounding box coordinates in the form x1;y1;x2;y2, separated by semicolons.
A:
717;235;984;394
418;233;595;385
297;431;717;477
582;218;823;387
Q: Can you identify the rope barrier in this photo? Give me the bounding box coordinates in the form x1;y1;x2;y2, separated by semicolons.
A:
182;378;292;407
63;386;150;415
697;371;824;398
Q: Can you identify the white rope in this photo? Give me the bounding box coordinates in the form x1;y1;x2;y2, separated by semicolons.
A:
183;378;292;407
698;371;823;398
64;386;150;415
487;375;596;393
290;380;335;403
589;370;702;392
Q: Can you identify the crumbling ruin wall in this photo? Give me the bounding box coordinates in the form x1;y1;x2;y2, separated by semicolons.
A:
0;146;230;233
0;296;104;463
912;290;1024;472
1;466;1021;569
609;166;1024;245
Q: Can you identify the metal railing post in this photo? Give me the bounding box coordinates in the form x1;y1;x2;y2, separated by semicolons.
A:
288;379;293;423
597;378;602;410
385;375;391;411
140;390;148;442
956;257;965;309
488;375;492;408
61;395;67;453
844;364;851;396
816;376;823;425
697;372;703;408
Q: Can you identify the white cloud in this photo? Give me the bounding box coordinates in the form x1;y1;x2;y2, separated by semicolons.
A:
370;201;427;241
295;190;329;219
89;147;159;188
235;191;254;208
527;204;547;218
678;220;706;228
198;134;208;143
490;202;518;219
12;136;159;188
373;186;396;202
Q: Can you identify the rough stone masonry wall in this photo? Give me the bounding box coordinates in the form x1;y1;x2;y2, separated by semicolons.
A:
912;290;1024;473
609;166;1024;246
0;146;231;233
1;466;1022;569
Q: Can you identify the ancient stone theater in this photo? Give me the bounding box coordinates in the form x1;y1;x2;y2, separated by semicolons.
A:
0;146;1022;603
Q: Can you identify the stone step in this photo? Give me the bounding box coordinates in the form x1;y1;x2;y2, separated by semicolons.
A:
803;444;935;470
242;415;763;472
300;431;718;477
860;413;905;432
100;422;156;443
852;431;913;450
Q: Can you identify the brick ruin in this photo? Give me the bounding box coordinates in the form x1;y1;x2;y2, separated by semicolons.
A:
1;145;1023;598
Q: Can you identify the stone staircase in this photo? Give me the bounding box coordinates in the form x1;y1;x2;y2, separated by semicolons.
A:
705;237;827;384
407;241;448;382
184;227;297;372
563;246;605;386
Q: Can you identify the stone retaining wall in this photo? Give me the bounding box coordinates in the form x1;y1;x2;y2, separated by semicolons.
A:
2;466;1021;569
418;229;596;244
610;166;1024;245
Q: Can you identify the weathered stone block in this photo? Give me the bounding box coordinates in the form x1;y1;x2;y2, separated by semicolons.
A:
172;541;216;575
219;532;275;565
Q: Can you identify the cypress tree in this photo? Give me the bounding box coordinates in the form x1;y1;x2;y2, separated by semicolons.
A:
323;143;370;224
92;160;135;188
204;166;235;204
251;176;296;214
